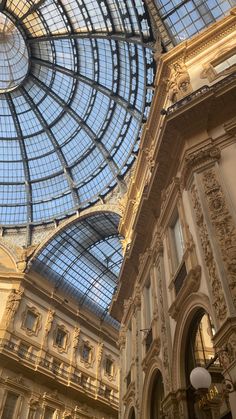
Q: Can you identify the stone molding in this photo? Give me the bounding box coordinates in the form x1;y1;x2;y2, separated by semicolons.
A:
202;168;236;309
53;323;70;354
21;305;42;337
182;145;221;188
141;337;161;372
169;265;201;320
190;184;227;321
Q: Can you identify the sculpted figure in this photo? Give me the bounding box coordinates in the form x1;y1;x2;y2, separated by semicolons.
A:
43;309;55;344
168;60;192;102
72;326;80;356
5;289;23;326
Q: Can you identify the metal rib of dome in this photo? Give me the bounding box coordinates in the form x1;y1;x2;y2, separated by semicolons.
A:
155;0;235;45
0;0;155;227
30;212;122;326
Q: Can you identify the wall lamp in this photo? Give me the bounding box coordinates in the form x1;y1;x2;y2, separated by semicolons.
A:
190;350;236;418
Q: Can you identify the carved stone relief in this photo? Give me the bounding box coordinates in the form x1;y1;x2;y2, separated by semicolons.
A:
158;268;171;393
167;60;192;103
202;169;236;308
43;309;55;346
4;288;24;328
190;185;227;320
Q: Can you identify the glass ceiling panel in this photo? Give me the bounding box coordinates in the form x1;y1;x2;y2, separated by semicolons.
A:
0;0;154;227
155;0;235;44
30;212;122;327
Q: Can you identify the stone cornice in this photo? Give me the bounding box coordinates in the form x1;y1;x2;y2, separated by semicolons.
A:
110;15;236;322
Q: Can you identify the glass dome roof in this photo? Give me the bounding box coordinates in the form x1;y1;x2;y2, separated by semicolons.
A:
0;0;154;227
30;212;122;326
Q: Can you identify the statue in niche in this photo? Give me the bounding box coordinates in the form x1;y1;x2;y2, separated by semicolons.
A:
5;289;23;326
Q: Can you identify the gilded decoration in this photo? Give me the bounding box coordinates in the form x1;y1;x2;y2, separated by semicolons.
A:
4;288;24;328
21;305;42;337
202;168;236;308
190;184;227;320
167;60;192;103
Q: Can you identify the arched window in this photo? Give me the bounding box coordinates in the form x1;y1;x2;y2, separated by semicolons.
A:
187;310;216;373
185;310;228;419
128;407;135;419
150;370;164;419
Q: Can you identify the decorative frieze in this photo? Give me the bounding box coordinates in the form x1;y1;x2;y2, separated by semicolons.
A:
202;168;236;308
158;269;171;393
182;145;221;188
191;185;227;320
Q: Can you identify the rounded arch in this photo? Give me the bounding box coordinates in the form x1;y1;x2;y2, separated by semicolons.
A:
28;211;123;325
171;292;214;390
140;358;164;419
29;205;122;263
124;405;136;419
0;242;17;272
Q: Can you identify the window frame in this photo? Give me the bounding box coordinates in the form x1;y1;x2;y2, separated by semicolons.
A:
2;391;20;419
21;306;41;336
53;324;69;353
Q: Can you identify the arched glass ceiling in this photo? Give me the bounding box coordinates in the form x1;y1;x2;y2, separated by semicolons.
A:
0;0;155;227
30;212;122;327
155;0;235;45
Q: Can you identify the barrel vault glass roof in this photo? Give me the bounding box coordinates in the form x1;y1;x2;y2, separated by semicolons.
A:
0;0;155;228
30;212;122;327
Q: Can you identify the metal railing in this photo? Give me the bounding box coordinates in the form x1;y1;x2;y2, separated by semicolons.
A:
0;338;119;406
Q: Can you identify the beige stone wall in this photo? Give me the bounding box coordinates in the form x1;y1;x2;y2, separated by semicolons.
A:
112;9;236;419
0;271;119;419
0;367;116;419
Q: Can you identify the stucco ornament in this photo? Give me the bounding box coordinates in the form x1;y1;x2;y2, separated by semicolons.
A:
191;184;227;321
168;60;192;103
15;244;38;272
72;326;80;350
202;169;236;307
97;341;104;366
43;309;55;345
4;288;23;327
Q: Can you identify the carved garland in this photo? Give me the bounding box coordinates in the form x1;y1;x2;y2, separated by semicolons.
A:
202;169;236;308
190;184;227;320
158;267;171;393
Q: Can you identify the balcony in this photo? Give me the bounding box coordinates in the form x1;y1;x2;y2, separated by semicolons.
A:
0;338;118;408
